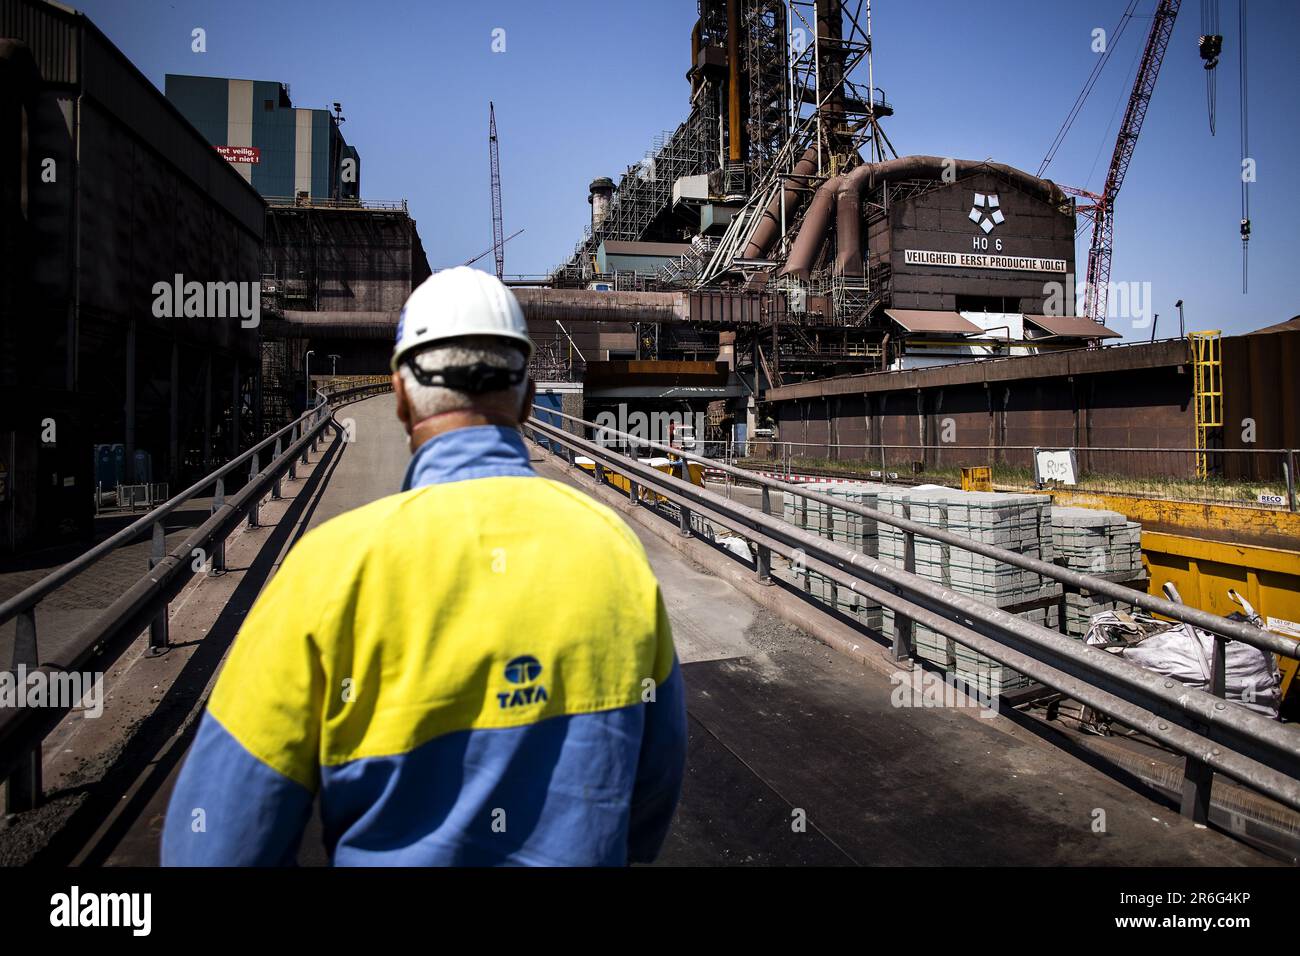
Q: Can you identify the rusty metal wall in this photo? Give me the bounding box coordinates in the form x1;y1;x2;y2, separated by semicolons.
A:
773;357;1198;478
265;207;428;314
689;290;765;325
514;288;688;325
1223;328;1300;479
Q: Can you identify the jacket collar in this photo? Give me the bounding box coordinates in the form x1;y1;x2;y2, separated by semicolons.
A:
401;425;536;491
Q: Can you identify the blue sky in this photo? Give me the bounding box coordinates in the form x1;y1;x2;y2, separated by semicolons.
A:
77;0;1298;337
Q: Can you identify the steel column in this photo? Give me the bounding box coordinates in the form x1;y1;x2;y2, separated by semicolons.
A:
147;521;169;655
247;453;260;528
124;318;137;483
1286;450;1297;512
211;478;226;573
5;609;41;810
271;439;283;499
756;485;773;584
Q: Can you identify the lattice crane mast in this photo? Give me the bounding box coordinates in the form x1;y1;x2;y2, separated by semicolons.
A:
488;102;505;280
1068;0;1181;324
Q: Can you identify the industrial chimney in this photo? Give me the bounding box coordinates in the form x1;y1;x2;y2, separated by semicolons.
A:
588;177;614;232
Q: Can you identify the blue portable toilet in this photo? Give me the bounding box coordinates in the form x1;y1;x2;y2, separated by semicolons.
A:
94;444;126;488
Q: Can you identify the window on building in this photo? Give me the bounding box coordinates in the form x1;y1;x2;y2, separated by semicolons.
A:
263;99;275;112
955;294;1021;313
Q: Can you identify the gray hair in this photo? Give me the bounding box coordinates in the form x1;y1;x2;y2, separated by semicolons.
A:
397;336;528;422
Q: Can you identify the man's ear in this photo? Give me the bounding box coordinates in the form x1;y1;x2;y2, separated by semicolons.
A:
393;371;411;433
518;378;536;426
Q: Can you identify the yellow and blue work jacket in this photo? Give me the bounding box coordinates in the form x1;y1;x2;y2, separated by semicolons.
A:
161;425;685;866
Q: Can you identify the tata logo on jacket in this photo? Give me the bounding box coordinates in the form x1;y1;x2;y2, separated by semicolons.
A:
498;655;548;709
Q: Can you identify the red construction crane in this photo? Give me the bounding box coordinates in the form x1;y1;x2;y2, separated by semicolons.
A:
1065;0;1181;324
488;102;505;280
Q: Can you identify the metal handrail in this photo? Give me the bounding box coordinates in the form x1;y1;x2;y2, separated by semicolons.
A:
0;381;392;811
261;196;408;212
1;397;324;627
749;441;1299;456
532;406;1299;662
523;413;1300;817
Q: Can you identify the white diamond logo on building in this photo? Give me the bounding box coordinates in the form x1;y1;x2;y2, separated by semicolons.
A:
968;193;1005;234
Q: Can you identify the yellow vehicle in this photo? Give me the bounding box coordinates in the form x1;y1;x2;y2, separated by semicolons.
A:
575;454;705;502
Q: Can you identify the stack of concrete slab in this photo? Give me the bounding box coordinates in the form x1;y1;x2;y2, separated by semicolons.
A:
775;482;1149;697
1050;506;1141;575
799;570;885;631
876;489;1054;603
875;488;1058;696
781;481;889;556
875;489;957;671
1050;506;1144;638
776;482;890;633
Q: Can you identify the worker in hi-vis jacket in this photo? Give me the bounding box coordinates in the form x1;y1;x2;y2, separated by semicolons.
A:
162;267;686;866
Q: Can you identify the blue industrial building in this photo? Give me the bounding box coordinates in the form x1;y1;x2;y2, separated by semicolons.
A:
165;74;360;202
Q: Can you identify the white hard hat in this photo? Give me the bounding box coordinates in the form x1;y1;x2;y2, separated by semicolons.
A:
391;266;532;372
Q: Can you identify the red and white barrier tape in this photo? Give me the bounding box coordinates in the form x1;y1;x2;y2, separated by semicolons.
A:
703;468;852;485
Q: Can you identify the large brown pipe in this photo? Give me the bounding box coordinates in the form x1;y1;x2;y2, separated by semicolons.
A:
834;156;1067;276
741;147;818;260
815;0;846;149
690;19;702;95
780;174;842;279
727;0;743;163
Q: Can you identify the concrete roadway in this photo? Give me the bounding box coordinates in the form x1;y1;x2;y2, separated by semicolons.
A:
102;394;1273;865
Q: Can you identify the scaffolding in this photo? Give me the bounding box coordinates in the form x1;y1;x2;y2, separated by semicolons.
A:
529;333;585;384
657;234;720;287
787;0;896;170
831;273;872;325
742;0;791;183
259;337;295;436
1190;330;1224;479
696;2;895;287
552;98;718;284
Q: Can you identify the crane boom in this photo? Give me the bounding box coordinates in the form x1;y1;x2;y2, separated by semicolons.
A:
462;228;525;268
488;102;505;281
1081;0;1181;324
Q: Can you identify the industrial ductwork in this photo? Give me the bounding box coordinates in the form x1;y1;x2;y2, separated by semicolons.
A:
780;173;841;280
778;156;1067;279
740;147;819;260
833;156;1067;276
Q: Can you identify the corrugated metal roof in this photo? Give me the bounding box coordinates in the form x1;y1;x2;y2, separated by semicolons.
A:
1022;314;1122;338
883;309;983;335
0;0;80;85
1245;316;1300;335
